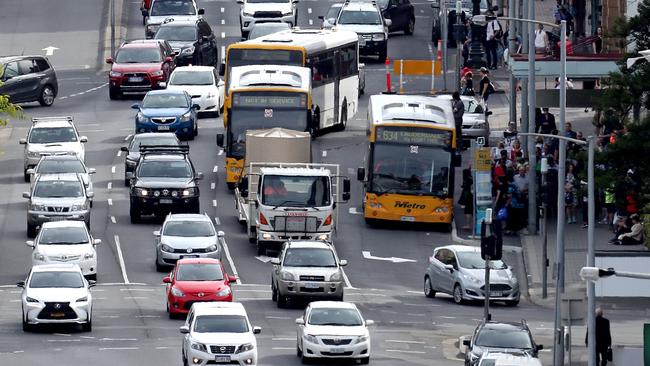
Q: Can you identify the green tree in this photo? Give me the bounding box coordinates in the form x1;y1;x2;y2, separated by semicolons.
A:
0;65;25;126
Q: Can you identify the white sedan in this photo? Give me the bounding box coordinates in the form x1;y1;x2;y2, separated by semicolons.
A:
26;221;101;280
166;66;225;116
296;301;373;364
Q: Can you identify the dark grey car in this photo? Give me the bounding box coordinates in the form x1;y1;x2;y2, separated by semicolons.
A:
0;55;58;106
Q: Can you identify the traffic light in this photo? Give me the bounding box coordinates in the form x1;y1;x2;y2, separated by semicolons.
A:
480;221;503;260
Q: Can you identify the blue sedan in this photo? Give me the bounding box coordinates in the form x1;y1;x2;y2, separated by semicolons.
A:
132;90;199;140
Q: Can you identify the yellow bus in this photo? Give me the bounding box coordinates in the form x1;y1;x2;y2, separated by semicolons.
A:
222;28;362;132
216;65;312;189
356;94;459;229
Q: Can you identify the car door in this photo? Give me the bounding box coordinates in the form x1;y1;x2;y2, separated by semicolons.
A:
18;59;42;102
0;61;26;102
297;306;309;346
198;21;216;66
439;249;457;293
428;249;448;292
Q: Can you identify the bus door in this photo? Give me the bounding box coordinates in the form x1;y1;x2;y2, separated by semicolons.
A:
333;49;340;126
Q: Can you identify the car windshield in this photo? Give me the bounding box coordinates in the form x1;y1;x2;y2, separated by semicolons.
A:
475;327;533;349
457;252;507;270
325;5;343;19
261;175;330;207
38;159;85;174
283;248;337;267
29;272;84;288
338;10;382;25
176;263;224;281
308;308;363;326
193;315;249;333
462;99;485;114
34;180;83;198
376;0;389;8
138;160;192;178
169;70;213;86
130;136;179;150
155;26;197;42
164;220;215;237
151;0;196;16
39;227;90;245
115;48;162;63
248;0;290;2
249;23;290;39
142;93;189;108
29;127;77;144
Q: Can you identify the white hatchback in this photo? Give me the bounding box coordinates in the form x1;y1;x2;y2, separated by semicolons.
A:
296;301;373;364
166;66;225;116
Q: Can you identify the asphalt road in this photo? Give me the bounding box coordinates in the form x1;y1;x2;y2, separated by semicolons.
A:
0;1;560;365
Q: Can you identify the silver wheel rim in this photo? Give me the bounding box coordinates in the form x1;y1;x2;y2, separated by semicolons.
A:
409;20;414;33
454;286;462;303
42;87;54;105
424;278;431;295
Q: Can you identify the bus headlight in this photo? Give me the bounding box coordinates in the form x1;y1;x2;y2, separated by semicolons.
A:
434;207;450;213
368;202;382;208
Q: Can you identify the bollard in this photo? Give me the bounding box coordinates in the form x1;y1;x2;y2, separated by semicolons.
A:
385;57;392;94
399;59;404;94
430;59;436;95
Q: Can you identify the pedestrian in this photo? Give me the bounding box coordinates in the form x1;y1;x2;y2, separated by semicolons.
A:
557;35;574;55
462;37;471;67
612;213;645;245
538;108;557;134
461;71;475;96
451;92;465;149
510;139;524;161
534;24;549;54
479;67;494;104
592;26;603;54
484;11;502;69
459;169;474;230
585;307;612;366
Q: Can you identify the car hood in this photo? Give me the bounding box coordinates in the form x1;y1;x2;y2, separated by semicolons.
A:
148;15;200;25
31;197;87;206
25;287;88;302
305;324;367;337
112;63;163;73
281;266;340;279
471;345;533;359
28;142;83;154
140;107;190;118
462;113;487;126
174;280;229;294
168;41;195;50
462;268;514;283
243;2;292;14
35;243;93;256
161;235;216;249
135;177;195;188
335;24;384;34
191;332;255;346
167;84;218;96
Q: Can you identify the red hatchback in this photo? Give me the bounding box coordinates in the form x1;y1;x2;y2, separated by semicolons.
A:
106;40;176;99
163;258;236;318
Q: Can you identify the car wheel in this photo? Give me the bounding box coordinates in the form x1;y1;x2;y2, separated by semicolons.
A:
277;293;287;308
360;356;370;364
82;319;92;332
300;350;310;364
24;170;30;183
424;276;436;298
453;284;464;304
124;178;130;187
85;218;90;229
271;282;278;302
38;85;55;106
27;223;37;238
155;257;166;272
87;273;97;281
182;350;189;366
405;17;415;35
378;45;388;63
130;206;141;224
22;312;32;332
109;87;121;100
296;342;302;357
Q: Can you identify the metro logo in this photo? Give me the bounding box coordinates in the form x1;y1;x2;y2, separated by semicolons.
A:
394;201;426;209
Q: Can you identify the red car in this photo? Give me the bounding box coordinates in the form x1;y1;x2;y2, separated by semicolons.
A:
106;39;176;100
163;258;237;318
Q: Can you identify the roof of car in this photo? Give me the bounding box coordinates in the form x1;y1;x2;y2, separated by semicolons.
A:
309;301;358;310
437;244;480;253
286;240;333;250
167;213;211;221
341;2;379;11
480;321;529;331
121;40;162;49
142;154;187;161
0;55;47;63
37;173;82;182
191;301;247;316
38;154;81;161
173;65;215;72
31;263;82;273
31;120;75;129
40;220;88;229
145;89;188;96
176;258;222;265
133;132;179;140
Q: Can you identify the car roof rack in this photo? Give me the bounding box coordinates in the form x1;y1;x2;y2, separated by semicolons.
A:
32;116;73;124
140;145;190;155
120;39;165;47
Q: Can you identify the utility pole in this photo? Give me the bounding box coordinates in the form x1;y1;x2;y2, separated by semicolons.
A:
110;0;116;58
507;0;517;125
456;0;463;92
520;0;528;151
540;157;549;298
441;0;448;91
586;137;596;366
526;0;537;234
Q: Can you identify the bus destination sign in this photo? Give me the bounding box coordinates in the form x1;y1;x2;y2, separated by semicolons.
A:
233;93;304;108
376;127;452;146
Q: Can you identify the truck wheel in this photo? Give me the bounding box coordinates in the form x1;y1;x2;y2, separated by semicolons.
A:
27;223;37;238
404;17;415;35
378;45;388;64
109;87;121;100
130;206;141;224
256;243;265;256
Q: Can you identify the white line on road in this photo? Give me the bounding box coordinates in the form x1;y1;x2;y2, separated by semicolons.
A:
218;149;224;155
220;7;224;12
342;269;354;289
100;338;137;341
155;346;171;349
213;200;217;207
221;32;226;38
108;199;113;206
111;166;116;174
211;182;216;189
47;339;80;342
99;347;139;351
309;19;313;25
385;340;426;344
386;349;426;354
213;165;218;173
124;134;132;141
113;235;130;284
271;337;294;341
107;182;112;190
110;216;116;224
348;207;361;215
80;336;95;339
116;150;122;157
215;217;221;226
222;240;241;285
221;19;225;25
439;316;456;319
307;8;312;13
53;333;71;337
321;150;327;157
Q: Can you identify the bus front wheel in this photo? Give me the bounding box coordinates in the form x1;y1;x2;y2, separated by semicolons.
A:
335;104;347;132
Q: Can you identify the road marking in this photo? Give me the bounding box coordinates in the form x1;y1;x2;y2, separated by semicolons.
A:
47;339;80;342
272;337;294;341
309;19;313;25
107;182;112;190
385;340;426;344
113;235;130;284
254;255;272;263
155;346;171;349
116;150;122;157
108;199;113;206
221;32;226;38
42;46;59;56
53;333;71;337
111;166;116;174
321;150;327;157
221;240;241;285
342;269;354;289
124;134;132;141
439;316;456;319
215;217;221;226
123;296;148;300
99;347;139;351
80;336;95;339
213;165;218;173
348;207;361;215
100;338;137;341
362;250;417;263
119;288;155;292
272;347;294;350
220;7;224;12
213;199;217;207
211;182;216;190
221;19;225;25
406;313;426;317
307;8;312;13
218;149;224;155
110;216;116;224
386;349;426;354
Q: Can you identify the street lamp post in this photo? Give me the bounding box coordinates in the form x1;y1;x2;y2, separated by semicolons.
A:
581;267;650;281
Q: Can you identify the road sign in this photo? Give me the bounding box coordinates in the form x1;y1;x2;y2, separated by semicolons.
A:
474;148;491;171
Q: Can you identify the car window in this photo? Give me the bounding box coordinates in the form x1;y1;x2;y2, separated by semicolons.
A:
138;160;192;178
462;99;484;114
434;249;446;262
163;220;215;237
34;180;84;198
142;93;189;108
475;327;533;349
283;248;337;267
38;159;86;174
151;0;196;16
35;58;50;72
29;271;84;288
169;70;214;86
130;135;179;150
338;10;382;25
193;315;249;333
39;227;90;245
115;48;162;63
2;62;20;79
326;5;342;19
308;308;363;326
29;127;78;143
457;252;507;270
18;59;37;75
176;263;224;281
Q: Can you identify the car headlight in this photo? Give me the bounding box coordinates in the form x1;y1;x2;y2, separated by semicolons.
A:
135;188;149;196
182;188;198;197
304;334;318;344
26;296;39;303
160;244;174;253
83;252;94;260
27;151;40;158
236;343;254;353
109;71;122;77
71;203;87;211
372;33;385;41
181;46;195;55
126;158;137;167
190;341;207;352
330;271;342;282
434;207;450;213
29;203;46;211
180;111;192;122
136;112;149;123
368;201;382;208
280;271;295;281
242;11;254;16
171;286;185;297
462;273;482;285
150;70;163;77
33;252;45;261
355;335;369;344
216;287;231;297
76;296;88;302
206;244;218;252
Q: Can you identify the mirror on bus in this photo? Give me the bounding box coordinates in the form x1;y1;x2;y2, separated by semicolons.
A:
218;63;225;76
343;178;351;194
216;133;224;147
455;153;462;167
356;167;365;181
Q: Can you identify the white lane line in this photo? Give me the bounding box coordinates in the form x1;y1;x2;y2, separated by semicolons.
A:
108;199;113;206
218;149;224;155
53;333;71;337
80;336;95;339
348;207;361;215
386;349;426;354
213;199;217;207
155;346;171;350
123;296;148;300
213;165;218;173
342;269;354;289
221;32;226;38
307;8;312;13
220;7;224;12
47;339;80;342
272;347;295;350
211;182;216;189
99;347;139;351
116;150;122;157
309;19;313;25
9;299;21;303
79;129;105;133
385;340;426;344
321;150;327;157
439;316;456;319
111;166;116;174
272;337;294;341
214;217;221;226
119;288;155;292
100;338;137;341
124;134;132;141
110;216;116;224
221;240;241;285
107;182;112;190
221;19;225;25
113;235;130;284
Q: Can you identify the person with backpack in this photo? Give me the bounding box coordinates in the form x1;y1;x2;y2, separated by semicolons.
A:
484;11;502;70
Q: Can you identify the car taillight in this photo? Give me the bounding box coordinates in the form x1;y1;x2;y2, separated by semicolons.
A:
259;213;268;225
323;214;332;226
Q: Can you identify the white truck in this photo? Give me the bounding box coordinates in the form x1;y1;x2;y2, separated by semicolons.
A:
234;127;350;256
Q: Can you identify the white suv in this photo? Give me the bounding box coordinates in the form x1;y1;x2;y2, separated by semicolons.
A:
19;116;87;182
333;1;390;60
237;0;299;39
145;0;205;39
180;302;261;366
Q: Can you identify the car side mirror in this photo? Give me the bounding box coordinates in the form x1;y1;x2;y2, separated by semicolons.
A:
365;320;375;326
444;264;454;272
356;167;365;181
342;192;350;201
236;0;244;3
295;318;305;325
217;230;225;238
163;276;172;283
192;103;200;110
536;344;544;351
485;110;493;116
253;326;262;334
179;325;190;334
19;138;27;145
26;241;35;248
126;172;134;180
106;57;114;64
153;230;161;237
339;259;348;267
16;281;25;288
196;172;204;180
121;146;129;152
216;133;224;147
198;8;205;15
131;103;140;110
22;192;30;199
87;192;95;199
292;0;299;3
165;56;174;63
318;15;324;20
88;280;97;288
385;19;392;27
93;239;102;245
88;168;96;174
228;275;238;283
217;79;225;87
26;168;35;175
463;339;470;346
270;258;280;265
80;136;88;143
218;63;225;76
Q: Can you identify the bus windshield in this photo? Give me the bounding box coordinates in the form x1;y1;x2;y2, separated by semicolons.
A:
226;48;303;89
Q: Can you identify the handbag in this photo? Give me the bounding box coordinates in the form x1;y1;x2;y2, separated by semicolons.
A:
606;347;613;361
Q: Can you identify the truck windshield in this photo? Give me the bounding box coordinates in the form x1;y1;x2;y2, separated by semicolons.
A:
261;175;330;207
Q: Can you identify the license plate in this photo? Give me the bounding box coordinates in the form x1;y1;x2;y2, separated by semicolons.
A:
329;347;345;354
214;356;231;363
48;216;67;221
159;199;173;204
400;216;415;222
304;283;320;289
50;312;65;318
490;291;503;297
129;76;144;82
157;125;170;131
181;255;199;259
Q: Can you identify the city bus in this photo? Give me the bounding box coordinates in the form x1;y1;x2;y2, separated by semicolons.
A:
356;95;459;229
222;28;362;132
216;65;312;189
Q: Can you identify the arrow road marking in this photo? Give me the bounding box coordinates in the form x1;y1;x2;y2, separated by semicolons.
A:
255;255;273;263
42;46;59;56
362;250;417;263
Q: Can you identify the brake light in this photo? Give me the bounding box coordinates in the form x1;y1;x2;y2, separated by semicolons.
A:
323;214;332;226
259;213;268;225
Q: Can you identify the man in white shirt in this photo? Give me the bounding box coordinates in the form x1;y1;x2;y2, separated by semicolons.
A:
484;11;502;70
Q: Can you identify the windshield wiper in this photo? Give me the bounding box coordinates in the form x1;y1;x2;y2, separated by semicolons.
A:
272;200;305;209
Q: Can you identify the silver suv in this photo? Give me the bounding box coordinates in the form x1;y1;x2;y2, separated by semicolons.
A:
332;1;390;60
237;0;299;39
271;241;347;308
23;173;93;238
144;0;205;39
19;117;87;182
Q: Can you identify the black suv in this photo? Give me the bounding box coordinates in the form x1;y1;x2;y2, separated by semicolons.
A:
154;18;219;67
463;320;543;366
128;145;203;223
0;55;58;106
377;0;415;34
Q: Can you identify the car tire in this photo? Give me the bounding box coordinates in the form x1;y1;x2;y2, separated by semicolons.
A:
22;312;32;332
130;206;141;224
506;299;520;307
182;351;189;366
109;87;121;100
87;273;97;281
300;351;310;364
271;282;278;302
155;257;166;272
27;223;37;238
360;356;370;364
378;45;388;63
124;178;130;187
38;85;55;106
193;122;198;137
404;17;415;35
82;319;92;332
277;293;287;308
453;284;464;304
424;276;436;298
24;170;30;183
85;218;90;229
296;342;302;357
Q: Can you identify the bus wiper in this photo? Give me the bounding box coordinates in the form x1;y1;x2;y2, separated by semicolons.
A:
272;200;305;209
